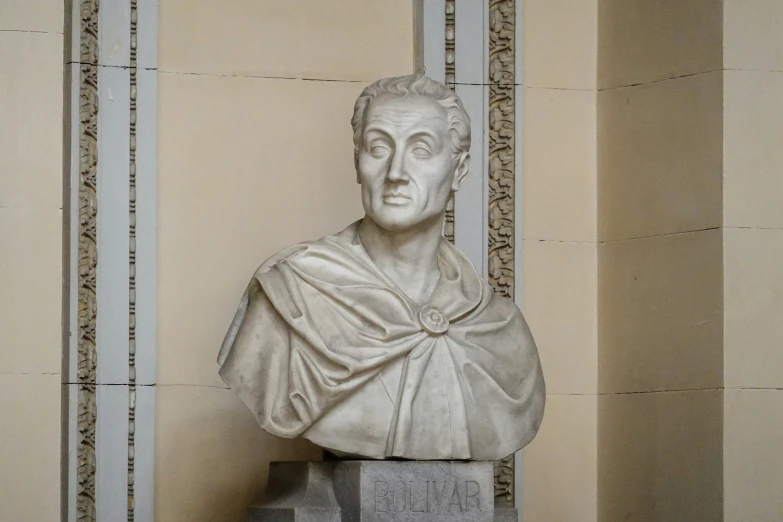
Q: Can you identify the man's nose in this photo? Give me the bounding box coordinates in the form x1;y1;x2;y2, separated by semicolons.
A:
385;149;408;182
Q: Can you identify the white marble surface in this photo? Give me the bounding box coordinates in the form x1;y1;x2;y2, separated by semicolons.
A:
218;75;545;460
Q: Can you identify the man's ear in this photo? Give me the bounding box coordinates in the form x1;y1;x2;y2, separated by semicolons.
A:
451;152;470;191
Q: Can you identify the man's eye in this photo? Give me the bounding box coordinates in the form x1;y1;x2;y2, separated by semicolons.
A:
370;145;389;155
411;146;431;157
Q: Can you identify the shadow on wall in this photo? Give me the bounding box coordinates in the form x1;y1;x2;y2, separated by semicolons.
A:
155;385;322;522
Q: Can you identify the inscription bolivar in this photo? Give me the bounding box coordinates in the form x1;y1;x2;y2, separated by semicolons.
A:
374;480;481;514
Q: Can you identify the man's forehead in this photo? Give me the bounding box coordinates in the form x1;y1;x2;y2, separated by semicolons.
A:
364;95;448;130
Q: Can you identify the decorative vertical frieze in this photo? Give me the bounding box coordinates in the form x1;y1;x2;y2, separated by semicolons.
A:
76;1;100;520
443;0;456;244
488;0;516;508
68;0;157;520
127;0;139;518
444;0;456;88
488;0;516;295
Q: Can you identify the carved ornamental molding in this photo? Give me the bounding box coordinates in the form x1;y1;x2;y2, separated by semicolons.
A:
488;0;516;508
128;0;139;518
443;0;456;244
71;0;157;519
77;1;99;520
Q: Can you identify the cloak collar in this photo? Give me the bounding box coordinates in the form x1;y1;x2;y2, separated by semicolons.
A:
320;220;485;324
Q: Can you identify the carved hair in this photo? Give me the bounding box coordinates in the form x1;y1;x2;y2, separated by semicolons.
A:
351;75;471;161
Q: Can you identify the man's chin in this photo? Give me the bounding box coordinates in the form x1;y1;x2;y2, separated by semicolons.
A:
365;213;424;234
375;220;418;233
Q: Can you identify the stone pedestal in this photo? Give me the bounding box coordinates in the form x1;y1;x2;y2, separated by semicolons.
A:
247;462;341;522
247;460;509;522
491;507;519;522
333;460;493;522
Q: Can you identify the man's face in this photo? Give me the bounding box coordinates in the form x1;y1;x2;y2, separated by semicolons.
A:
357;94;469;232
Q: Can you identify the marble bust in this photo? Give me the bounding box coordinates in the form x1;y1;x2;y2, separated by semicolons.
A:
217;75;545;461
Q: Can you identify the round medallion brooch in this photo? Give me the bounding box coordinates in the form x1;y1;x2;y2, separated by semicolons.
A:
418;305;449;335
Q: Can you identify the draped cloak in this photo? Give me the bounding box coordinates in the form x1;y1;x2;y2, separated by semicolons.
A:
217;221;545;460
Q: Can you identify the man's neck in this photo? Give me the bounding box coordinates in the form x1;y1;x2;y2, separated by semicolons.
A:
357;216;443;305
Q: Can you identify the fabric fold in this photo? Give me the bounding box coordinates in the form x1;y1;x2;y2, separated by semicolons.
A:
218;220;545;460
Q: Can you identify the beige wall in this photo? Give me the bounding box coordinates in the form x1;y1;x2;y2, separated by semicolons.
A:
520;1;599;521
0;2;65;522
598;2;724;521
723;1;783;520
155;1;414;520
523;1;783;522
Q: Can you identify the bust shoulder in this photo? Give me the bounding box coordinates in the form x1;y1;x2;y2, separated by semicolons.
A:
253;222;360;278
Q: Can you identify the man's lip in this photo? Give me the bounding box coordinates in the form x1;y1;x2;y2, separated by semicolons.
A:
382;194;411;206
